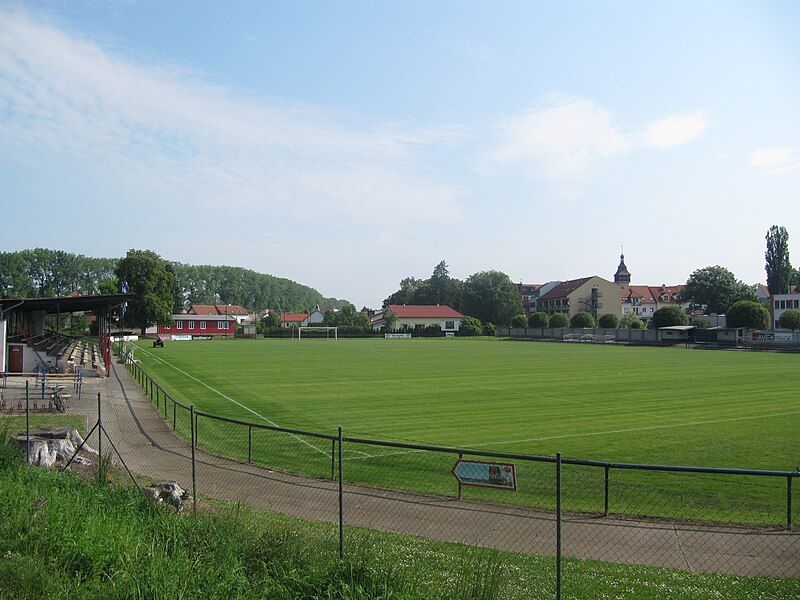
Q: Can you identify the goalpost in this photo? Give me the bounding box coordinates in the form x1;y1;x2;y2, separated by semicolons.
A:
297;326;338;340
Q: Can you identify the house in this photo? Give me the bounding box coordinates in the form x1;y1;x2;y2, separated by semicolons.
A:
755;284;771;306
538;276;622;319
620;284;686;321
373;305;465;332
517;281;560;315
157;313;237;337
280;312;310;328
305;304;338;325
187;304;252;324
773;288;800;330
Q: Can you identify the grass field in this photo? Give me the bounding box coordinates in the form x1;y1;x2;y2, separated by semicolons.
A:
130;338;800;525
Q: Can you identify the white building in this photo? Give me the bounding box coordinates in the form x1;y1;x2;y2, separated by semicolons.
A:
773;289;800;329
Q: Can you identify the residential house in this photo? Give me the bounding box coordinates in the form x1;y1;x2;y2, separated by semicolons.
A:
187;304;252;324
517;281;560;315
372;305;465;332
537;276;622;319
773;287;800;330
620;284;686;322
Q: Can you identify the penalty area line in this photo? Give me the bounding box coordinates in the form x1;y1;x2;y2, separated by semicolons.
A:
135;346;330;457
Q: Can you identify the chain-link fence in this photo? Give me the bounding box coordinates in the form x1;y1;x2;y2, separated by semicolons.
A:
14;351;795;598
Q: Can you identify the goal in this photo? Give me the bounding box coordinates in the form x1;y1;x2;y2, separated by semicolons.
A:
297;326;338;340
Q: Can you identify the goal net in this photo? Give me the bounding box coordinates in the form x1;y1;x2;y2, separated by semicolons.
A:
297;326;338;340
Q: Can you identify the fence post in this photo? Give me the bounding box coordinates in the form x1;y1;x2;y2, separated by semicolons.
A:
97;393;103;482
247;425;252;463
788;477;794;531
604;466;610;517
330;438;335;479
338;426;344;560
172;400;177;430
457;452;463;500
190;405;197;515
25;381;30;465
556;452;562;600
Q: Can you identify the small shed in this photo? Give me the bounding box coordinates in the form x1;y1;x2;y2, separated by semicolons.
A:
658;325;696;342
694;326;745;345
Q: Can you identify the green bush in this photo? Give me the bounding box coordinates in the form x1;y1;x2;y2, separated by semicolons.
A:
620;312;646;329
549;313;570;328
651;306;689;329
570;312;595;328
778;309;800;331
510;314;528;328
459;316;482;336
482;322;496;336
597;313;619;329
726;301;770;330
528;312;549;328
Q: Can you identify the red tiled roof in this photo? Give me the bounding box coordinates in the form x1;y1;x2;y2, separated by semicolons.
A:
280;312;308;322
517;283;543;294
189;304;250;315
538;277;593;301
620;285;684;304
387;304;465;319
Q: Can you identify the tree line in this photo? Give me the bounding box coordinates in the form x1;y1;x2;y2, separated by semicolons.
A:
384;261;523;327
0;248;345;313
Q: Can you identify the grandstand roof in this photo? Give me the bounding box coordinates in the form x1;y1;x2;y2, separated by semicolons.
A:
0;293;134;315
387;304;465;318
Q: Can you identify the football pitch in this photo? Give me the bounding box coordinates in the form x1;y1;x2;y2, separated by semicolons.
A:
130;337;800;525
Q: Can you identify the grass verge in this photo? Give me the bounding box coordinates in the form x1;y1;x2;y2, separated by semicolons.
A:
0;442;796;600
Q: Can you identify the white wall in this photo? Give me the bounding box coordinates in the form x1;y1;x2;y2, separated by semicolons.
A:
0;320;6;372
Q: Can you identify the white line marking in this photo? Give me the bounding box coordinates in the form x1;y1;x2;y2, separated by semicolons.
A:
135;346;330;457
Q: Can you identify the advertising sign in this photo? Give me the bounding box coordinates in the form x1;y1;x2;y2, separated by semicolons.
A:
192;335;213;340
452;459;517;491
171;334;192;341
751;332;793;343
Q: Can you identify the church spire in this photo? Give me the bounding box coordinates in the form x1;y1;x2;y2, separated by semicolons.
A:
614;249;631;285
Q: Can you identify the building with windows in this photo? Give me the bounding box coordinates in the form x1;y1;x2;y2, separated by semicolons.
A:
186;304;251;324
517;281;560;315
620;284;686;321
538;276;621;319
372;304;465;332
773;289;800;329
157;313;237;337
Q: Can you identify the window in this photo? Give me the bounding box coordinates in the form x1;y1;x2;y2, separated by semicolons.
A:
776;300;780;309
200;320;206;330
218;321;229;330
189;321;195;330
445;320;455;330
176;321;183;330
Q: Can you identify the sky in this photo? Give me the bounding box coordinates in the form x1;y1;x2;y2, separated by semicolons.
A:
1;1;799;307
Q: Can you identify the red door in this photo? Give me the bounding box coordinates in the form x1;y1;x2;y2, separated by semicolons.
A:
8;344;23;373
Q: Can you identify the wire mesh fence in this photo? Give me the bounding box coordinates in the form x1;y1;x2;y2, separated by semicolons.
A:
27;349;794;598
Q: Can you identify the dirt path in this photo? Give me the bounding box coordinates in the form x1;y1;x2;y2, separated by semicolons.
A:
68;362;799;578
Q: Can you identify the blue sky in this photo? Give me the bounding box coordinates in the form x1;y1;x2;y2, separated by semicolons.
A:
1;1;799;307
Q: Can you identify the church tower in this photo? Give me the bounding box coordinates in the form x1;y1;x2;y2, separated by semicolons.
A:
614;250;631;285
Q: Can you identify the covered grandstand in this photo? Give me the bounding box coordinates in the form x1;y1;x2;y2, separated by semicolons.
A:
0;293;133;377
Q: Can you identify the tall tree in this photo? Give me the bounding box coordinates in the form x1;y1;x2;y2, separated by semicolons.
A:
765;226;792;295
682;266;756;314
462;271;523;325
116;250;176;334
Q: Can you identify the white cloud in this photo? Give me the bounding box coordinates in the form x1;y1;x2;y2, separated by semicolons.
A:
485;95;708;188
639;110;708;149
487;94;630;181
748;147;800;176
0;9;462;224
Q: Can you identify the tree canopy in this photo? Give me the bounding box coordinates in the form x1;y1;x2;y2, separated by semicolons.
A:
778;309;800;331
765;226;793;295
598;313;620;329
116;250;176;334
0;248;345;312
549;313;570;328
651;305;689;329
620;312;646;329
528;312;550;328
725;301;770;330
682;266;756;314
570;311;595;328
510;314;528;328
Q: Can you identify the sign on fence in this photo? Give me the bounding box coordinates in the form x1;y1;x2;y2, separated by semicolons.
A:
452;459;517;491
171;334;192;341
751;331;793;343
385;333;412;339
